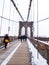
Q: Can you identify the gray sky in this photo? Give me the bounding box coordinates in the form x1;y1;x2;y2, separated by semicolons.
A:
0;0;49;37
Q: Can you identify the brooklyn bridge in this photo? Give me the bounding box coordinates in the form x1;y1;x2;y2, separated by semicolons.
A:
0;0;49;65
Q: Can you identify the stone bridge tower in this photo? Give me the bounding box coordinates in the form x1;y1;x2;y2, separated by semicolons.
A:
19;21;33;37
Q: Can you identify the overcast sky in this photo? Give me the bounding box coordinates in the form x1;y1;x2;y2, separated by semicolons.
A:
0;0;49;37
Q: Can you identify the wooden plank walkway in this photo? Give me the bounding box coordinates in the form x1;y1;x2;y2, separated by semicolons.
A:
7;41;31;65
0;40;20;64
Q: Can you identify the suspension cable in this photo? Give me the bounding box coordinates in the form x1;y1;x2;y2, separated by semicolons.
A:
11;0;24;21
34;17;49;23
33;0;34;22
0;0;5;35
37;0;38;38
0;15;49;23
37;0;39;59
38;17;49;22
27;0;32;21
12;6;15;35
0;16;17;22
8;0;11;35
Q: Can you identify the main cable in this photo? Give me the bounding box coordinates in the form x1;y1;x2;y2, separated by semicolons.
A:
27;0;32;21
11;0;24;21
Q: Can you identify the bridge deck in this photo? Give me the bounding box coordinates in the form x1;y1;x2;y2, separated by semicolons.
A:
0;40;20;64
7;41;30;65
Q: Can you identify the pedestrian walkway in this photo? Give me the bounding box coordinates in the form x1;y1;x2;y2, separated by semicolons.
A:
7;41;30;65
0;40;20;65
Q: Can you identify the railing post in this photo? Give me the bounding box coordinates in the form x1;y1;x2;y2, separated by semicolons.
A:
47;46;49;65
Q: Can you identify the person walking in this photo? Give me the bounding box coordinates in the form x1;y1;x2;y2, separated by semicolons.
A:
3;34;10;49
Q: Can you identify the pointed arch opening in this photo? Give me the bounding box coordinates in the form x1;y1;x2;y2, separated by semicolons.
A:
21;27;25;35
27;27;31;37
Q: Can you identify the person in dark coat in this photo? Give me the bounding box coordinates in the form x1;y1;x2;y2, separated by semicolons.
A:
3;34;10;49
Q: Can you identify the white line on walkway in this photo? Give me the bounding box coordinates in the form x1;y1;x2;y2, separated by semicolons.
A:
1;42;22;65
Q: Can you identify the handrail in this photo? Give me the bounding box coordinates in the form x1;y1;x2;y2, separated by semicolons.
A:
33;38;49;45
29;37;49;65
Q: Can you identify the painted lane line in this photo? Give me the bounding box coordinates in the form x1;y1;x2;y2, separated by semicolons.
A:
1;42;21;65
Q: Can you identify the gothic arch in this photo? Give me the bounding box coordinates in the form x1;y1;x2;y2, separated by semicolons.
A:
21;27;25;35
19;21;33;37
27;27;31;37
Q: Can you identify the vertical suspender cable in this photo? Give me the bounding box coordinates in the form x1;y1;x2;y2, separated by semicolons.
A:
33;0;34;22
12;7;14;36
33;0;34;36
37;0;38;58
0;0;5;35
15;22;16;36
8;0;11;35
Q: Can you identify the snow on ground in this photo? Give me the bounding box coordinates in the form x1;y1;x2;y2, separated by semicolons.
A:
27;39;48;65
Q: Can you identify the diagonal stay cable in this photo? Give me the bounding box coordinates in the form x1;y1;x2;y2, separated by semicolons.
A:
27;0;32;21
0;16;17;23
38;17;49;22
11;0;24;21
34;17;49;23
1;15;49;23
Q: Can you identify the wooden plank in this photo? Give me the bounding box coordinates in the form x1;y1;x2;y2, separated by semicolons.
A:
7;41;30;65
